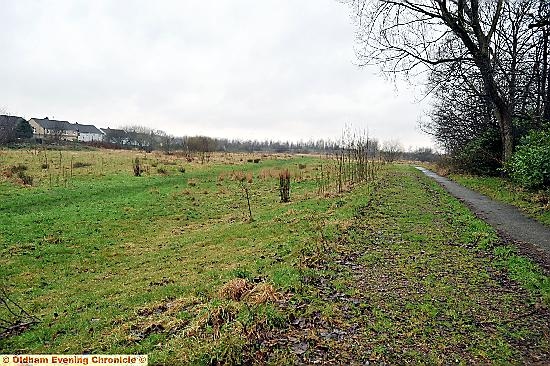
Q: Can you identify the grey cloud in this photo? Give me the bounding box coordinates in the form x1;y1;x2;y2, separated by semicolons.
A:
0;0;433;148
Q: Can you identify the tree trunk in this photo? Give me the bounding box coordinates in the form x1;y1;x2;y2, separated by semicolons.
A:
499;108;514;164
477;57;515;164
544;28;550;121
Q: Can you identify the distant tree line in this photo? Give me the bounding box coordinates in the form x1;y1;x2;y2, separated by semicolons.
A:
106;126;437;162
104;125;380;155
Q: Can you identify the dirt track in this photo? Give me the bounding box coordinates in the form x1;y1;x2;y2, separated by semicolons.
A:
416;167;550;263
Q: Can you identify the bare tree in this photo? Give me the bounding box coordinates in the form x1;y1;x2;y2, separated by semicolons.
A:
381;139;403;162
343;0;538;163
122;125;154;151
417;0;549;163
155;130;176;154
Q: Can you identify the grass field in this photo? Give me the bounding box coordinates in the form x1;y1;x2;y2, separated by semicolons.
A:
0;148;367;363
1;148;549;364
268;164;550;364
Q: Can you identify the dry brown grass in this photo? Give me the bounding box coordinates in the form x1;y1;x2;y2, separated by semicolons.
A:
242;283;283;305
219;279;283;305
219;278;252;301
258;168;280;180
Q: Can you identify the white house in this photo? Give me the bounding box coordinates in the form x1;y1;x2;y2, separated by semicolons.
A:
74;123;104;142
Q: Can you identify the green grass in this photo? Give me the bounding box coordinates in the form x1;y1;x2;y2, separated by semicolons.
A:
261;164;550;364
1;149;549;364
0;148;363;363
449;173;550;226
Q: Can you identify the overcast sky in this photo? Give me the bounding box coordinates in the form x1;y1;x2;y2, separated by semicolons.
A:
0;0;433;148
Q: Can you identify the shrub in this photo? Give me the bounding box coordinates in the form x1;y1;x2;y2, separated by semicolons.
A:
508;130;550;189
17;171;33;185
450;129;502;175
178;166;186;173
9;164;28;174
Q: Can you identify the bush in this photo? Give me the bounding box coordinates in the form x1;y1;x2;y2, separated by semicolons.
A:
17;171;33;185
450;129;502;175
508;130;550;189
9;164;28;174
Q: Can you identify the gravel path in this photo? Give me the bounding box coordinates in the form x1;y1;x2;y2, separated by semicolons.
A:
416;167;550;256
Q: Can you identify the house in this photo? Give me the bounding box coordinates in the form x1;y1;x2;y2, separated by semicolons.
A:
101;128;131;146
74;123;104;142
29;118;104;142
0;115;29;143
29;117;78;141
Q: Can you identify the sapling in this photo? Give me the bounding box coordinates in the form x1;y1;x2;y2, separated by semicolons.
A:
279;169;291;202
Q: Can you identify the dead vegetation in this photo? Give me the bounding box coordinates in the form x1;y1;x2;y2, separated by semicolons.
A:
0;287;39;340
219;278;284;305
218;278;252;301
